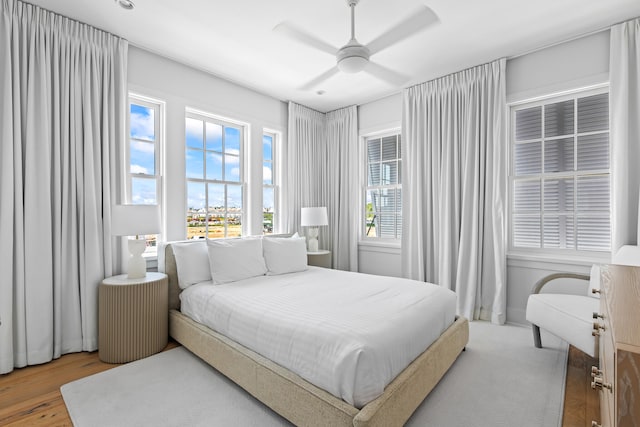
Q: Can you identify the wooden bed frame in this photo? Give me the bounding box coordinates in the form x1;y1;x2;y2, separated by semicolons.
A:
159;241;469;427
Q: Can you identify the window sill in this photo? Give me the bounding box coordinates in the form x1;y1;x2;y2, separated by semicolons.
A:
358;240;401;250
507;250;610;267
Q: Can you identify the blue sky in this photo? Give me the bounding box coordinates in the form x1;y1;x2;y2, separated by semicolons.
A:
130;104;157;204
131;108;273;211
185;118;245;210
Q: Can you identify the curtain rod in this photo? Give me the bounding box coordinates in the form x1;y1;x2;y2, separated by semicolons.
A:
507;16;637;61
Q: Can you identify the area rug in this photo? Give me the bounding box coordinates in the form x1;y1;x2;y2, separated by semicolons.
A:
61;321;567;427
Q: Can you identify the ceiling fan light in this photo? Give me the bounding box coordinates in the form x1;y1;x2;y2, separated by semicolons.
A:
338;55;368;73
336;42;370;73
114;0;135;10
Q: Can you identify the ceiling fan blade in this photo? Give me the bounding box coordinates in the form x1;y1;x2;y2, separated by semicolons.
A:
366;6;439;56
273;22;337;56
299;67;341;91
365;62;409;86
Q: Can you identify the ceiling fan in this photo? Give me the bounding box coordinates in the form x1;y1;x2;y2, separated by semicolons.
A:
274;0;439;90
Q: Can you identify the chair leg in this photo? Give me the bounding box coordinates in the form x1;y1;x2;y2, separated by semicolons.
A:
532;324;542;348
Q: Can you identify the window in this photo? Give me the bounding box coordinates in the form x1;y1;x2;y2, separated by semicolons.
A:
263;131;277;235
185;111;245;239
127;94;163;253
364;133;402;239
510;89;610;252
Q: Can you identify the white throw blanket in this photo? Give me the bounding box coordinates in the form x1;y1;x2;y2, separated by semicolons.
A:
180;267;456;407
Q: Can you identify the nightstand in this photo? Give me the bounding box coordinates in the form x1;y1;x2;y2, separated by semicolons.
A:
307;250;332;268
98;272;168;363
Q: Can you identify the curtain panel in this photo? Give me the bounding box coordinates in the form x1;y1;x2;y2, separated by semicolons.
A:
0;0;127;373
326;106;358;271
610;18;640;250
284;102;358;271
284;102;327;243
401;59;507;324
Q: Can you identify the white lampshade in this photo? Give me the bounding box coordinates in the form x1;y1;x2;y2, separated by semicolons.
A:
301;207;328;227
112;204;160;279
112;204;161;237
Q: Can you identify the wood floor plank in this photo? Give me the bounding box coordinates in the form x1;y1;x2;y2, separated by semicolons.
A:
0;390;71;426
561;345;600;427
1;341;593;426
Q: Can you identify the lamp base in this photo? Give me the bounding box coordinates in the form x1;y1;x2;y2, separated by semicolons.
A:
307;227;319;252
127;238;147;279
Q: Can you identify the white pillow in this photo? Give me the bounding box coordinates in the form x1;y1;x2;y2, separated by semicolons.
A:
172;241;212;289
207;238;267;284
263;236;308;275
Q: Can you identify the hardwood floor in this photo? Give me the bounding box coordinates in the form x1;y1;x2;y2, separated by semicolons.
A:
0;342;597;426
0;341;178;426
561;345;601;427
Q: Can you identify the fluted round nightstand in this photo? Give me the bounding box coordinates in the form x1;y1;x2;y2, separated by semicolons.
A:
307;250;332;268
98;272;168;363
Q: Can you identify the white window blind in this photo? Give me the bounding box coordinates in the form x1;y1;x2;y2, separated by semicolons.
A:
364;133;402;239
511;91;610;252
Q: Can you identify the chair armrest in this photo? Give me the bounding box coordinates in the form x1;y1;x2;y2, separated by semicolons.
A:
531;272;590;294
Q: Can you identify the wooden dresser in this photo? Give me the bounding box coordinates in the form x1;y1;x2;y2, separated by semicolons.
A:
591;265;640;427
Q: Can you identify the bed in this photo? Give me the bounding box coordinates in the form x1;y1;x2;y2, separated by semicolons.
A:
159;238;468;427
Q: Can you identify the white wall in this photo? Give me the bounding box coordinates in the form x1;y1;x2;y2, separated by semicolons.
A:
356;30;613;322
506;30;610;104
128;46;288;242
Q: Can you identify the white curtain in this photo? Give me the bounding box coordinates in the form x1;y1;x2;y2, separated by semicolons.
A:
0;0;127;374
284;102;358;271
326;106;358;271
610;18;640;251
401;59;507;324
283;102;327;238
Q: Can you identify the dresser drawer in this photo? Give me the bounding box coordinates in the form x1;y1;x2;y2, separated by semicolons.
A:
597;265;640;427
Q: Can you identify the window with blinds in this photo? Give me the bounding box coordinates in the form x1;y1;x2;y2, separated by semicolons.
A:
365;133;402;240
510;90;610;252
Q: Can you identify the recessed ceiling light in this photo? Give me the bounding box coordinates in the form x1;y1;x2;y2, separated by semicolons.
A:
115;0;135;10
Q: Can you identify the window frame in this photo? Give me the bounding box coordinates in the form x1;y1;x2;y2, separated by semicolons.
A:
262;130;278;235
126;93;164;256
361;129;402;242
185;108;247;239
508;85;611;258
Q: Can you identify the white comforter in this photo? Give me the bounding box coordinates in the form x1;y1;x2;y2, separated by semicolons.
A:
180;267;456;408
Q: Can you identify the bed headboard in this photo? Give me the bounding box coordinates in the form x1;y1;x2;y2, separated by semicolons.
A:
158;240;192;310
158;235;293;311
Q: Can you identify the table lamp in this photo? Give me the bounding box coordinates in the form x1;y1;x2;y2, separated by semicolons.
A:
112;204;160;279
301;207;328;252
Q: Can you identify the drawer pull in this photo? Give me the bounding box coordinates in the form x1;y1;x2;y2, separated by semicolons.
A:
592;322;605;336
591;288;601;295
591;422;602;427
591;376;613;392
592;312;604;320
591;366;602;377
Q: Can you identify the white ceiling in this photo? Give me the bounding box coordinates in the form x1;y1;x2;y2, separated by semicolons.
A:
26;0;640;112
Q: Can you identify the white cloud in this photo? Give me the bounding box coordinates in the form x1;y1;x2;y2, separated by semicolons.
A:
131;139;155;154
186;118;203;139
263;165;272;181
130;164;149;174
131;112;154;140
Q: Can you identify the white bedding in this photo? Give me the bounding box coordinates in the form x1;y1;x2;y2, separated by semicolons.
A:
180;267;456;408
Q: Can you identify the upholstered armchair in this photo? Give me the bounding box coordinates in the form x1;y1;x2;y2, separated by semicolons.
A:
526;267;599;357
525;245;640;358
